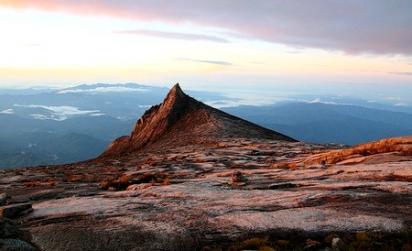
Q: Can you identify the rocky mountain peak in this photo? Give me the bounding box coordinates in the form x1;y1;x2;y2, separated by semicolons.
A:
101;83;295;157
164;83;185;102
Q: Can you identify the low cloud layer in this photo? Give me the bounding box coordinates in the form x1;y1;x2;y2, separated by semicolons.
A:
58;86;148;94
307;98;338;105
0;109;14;114
2;1;412;55
14;104;103;120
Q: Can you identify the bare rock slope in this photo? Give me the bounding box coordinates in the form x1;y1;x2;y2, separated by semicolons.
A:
0;85;411;251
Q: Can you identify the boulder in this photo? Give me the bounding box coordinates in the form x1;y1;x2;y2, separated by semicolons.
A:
231;171;247;183
0;203;32;219
126;183;152;191
0;218;21;239
0;193;7;206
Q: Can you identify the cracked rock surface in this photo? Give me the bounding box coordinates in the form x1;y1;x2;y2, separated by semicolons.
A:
0;137;411;250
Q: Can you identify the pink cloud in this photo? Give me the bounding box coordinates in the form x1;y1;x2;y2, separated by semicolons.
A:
2;0;412;55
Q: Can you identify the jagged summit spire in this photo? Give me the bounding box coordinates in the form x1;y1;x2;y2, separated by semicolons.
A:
168;83;184;97
171;83;182;92
163;83;187;107
101;84;295;157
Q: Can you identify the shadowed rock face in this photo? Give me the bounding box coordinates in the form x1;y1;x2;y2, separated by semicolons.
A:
102;84;295;157
0;84;411;251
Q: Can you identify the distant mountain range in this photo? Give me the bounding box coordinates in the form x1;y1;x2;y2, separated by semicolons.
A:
0;83;411;169
224;102;412;145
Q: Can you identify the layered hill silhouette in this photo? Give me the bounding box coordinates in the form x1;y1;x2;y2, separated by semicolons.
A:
102;84;295;157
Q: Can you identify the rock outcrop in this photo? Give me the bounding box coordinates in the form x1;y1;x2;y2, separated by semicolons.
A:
0;204;36;251
0;203;32;219
271;136;412;169
303;136;412;165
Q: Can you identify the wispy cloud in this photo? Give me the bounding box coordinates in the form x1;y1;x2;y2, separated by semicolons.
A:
388;71;412;76
386;96;402;101
2;1;412;55
177;58;232;65
286;49;303;54
394;102;409;107
115;30;229;43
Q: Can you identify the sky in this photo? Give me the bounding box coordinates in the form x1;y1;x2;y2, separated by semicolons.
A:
0;0;412;94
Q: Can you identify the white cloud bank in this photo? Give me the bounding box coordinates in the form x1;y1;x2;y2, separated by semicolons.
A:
14;104;103;121
58;86;148;94
0;109;14;114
